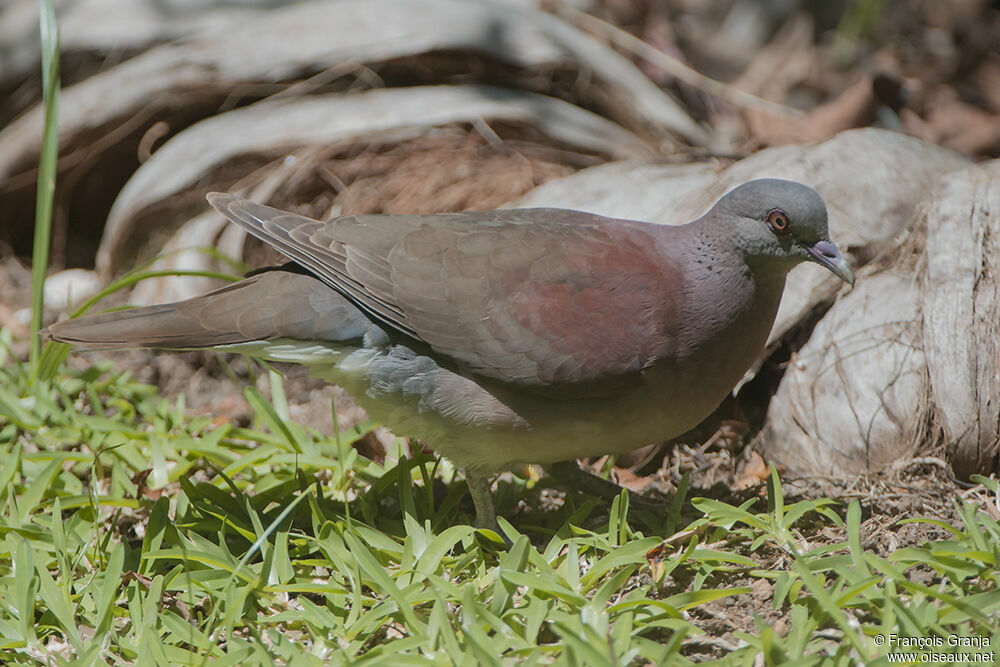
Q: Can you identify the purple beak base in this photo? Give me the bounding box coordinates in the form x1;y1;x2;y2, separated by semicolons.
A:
807;240;855;287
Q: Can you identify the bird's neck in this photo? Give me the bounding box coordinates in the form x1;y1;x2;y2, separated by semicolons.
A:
670;222;788;361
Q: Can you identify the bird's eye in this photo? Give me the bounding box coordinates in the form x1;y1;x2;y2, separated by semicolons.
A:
766;208;791;234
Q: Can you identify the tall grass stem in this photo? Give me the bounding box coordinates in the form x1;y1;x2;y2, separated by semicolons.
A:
29;0;61;384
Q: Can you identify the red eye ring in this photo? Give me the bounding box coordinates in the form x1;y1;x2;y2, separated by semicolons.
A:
766;208;791;234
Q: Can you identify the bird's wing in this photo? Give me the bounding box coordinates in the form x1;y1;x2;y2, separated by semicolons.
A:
209;194;679;392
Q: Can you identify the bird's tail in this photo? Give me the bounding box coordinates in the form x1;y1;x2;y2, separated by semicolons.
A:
46;270;372;350
46;301;217;350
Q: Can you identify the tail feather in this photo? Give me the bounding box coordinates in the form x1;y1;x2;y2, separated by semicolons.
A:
47;269;374;350
46;302;238;349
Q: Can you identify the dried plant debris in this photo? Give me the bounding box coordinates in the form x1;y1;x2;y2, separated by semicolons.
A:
0;0;703;183
99;84;653;278
920;161;1000;479
760;269;929;476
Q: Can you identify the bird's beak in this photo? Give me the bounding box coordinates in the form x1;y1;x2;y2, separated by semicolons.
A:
805;240;855;287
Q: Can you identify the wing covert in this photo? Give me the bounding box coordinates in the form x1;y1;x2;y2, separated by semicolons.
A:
208;194;679;392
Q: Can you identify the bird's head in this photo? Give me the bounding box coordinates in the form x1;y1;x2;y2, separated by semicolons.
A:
711;178;855;286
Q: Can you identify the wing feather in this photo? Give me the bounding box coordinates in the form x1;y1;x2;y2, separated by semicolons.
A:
208;193;679;393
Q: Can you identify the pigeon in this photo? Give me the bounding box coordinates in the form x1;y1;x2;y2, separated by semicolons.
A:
48;179;854;530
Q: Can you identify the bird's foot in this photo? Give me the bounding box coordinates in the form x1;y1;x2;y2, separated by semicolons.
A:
465;473;511;546
545;460;664;513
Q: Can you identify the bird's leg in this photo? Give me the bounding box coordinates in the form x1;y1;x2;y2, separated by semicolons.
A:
545;460;663;512
465;472;500;533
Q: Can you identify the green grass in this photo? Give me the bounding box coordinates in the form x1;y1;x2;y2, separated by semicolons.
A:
1;342;999;665
28;0;60;385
